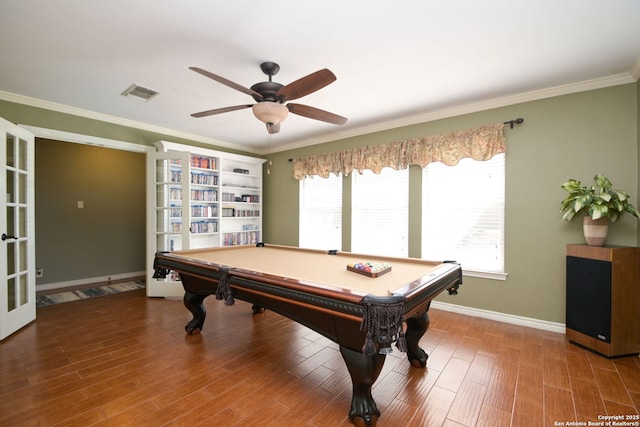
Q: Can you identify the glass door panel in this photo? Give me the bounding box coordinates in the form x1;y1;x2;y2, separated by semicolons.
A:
6;134;15;166
1;118;35;341
7;278;16;311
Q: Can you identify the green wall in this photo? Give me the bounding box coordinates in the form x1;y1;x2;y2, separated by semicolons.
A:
35;139;146;284
263;83;640;324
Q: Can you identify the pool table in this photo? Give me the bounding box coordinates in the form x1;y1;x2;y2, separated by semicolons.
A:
153;243;462;426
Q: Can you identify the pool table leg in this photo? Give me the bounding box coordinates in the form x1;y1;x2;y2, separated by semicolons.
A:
339;345;385;427
405;311;430;368
183;292;207;334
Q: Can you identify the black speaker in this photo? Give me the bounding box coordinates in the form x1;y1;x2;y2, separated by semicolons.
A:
566;255;612;343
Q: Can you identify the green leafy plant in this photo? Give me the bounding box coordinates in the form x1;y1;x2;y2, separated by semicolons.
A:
561;173;640;223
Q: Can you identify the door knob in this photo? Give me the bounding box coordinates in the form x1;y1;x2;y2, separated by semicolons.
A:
1;233;17;241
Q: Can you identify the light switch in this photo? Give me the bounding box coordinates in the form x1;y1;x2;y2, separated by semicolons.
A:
77;201;84;209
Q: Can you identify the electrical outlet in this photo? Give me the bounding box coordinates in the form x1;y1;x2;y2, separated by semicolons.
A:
36;268;44;278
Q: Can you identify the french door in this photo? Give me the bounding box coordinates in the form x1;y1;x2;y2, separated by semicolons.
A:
0;117;35;341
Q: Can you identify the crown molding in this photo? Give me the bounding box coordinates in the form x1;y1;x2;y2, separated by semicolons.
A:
2;70;637;156
631;54;640;81
270;72;637;154
0;90;257;154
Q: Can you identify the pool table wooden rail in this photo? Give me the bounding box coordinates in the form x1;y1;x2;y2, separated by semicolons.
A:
154;244;460;301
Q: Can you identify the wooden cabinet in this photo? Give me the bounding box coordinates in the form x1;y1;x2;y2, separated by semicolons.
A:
566;244;640;357
146;141;265;297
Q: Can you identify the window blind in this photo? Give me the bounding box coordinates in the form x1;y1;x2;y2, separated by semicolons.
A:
352;168;409;257
299;174;342;250
422;154;505;273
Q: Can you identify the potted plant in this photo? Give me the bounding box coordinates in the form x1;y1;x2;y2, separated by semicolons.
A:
561;173;640;246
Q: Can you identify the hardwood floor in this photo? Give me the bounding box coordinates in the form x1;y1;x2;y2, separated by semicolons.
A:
1;289;639;426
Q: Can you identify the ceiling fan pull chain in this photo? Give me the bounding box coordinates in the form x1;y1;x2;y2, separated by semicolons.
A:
266;128;273;175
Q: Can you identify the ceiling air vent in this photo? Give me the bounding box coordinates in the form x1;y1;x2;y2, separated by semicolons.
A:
121;83;159;102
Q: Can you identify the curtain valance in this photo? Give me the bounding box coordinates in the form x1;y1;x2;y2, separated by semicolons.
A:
291;122;505;179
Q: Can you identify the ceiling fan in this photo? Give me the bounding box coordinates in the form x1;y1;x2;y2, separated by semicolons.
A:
189;62;347;134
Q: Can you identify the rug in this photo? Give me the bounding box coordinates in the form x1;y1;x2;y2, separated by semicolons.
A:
36;281;146;307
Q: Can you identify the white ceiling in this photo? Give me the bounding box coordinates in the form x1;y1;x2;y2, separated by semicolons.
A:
1;1;639;154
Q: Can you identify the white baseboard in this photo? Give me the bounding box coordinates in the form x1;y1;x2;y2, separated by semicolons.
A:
431;301;566;334
36;274;565;334
36;271;146;292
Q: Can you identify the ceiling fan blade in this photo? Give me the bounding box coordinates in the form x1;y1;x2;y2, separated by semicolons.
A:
267;122;281;134
190;67;263;99
287;103;347;125
191;104;252;118
277;69;336;102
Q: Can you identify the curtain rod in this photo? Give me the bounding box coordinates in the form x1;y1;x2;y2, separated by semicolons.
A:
504;117;524;129
288;118;523;162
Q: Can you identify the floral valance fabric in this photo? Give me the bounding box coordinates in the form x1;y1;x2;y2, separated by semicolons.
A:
291;123;505;179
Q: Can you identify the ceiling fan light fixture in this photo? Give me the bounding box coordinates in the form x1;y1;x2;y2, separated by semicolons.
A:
252;101;288;125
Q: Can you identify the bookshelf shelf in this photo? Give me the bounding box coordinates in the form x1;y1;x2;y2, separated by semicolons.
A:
146;141;265;297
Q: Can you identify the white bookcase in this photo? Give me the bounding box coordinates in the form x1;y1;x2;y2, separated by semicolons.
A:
146;141;265;297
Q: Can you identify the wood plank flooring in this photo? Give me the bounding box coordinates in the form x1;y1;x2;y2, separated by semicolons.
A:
1;289;639;426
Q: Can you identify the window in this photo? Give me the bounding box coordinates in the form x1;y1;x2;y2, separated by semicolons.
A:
299;174;342;250
422;154;505;275
352;168;409;257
